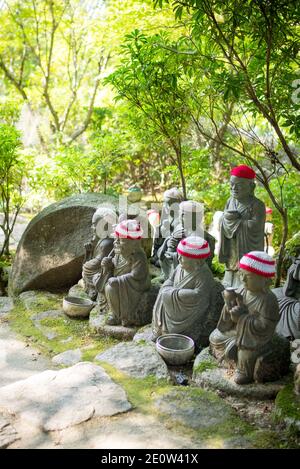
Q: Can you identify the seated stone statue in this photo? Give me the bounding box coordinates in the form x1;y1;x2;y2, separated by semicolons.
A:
82;207;117;300
210;251;289;385
96;219;151;327
152;236;221;346
274;257;300;340
152;187;183;267
157;200;215;280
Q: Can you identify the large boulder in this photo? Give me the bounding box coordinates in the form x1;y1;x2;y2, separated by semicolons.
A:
10;194;118;295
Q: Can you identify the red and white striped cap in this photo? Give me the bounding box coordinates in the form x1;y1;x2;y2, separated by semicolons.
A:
177;236;210;259
239;251;276;277
114;219;143;240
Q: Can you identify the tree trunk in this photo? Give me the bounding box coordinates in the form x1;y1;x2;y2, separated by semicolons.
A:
275;208;288;287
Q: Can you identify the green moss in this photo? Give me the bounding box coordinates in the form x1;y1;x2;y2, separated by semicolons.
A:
274;383;300;433
8;294;118;357
194;361;218;373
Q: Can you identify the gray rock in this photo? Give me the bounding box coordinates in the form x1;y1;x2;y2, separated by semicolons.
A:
96;342;169;379
193;365;289;400
31;310;64;340
133;325;154;343
193;347;218;374
0;362;131;432
10;193;118;295
89;309;137;340
19;290;61;310
52;349;82;366
155;388;234;430
0;415;19;449
0;297;14;315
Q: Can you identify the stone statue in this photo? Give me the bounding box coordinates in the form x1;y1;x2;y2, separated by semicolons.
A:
97;219;151;327
152;236;221;346
82;207;117;300
151;187;184;267
157;200;215;280
274;257;300;340
219;165;265;288
210;251;289;384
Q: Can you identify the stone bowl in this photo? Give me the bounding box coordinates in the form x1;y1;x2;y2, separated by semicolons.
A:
156;334;195;366
63;296;94;318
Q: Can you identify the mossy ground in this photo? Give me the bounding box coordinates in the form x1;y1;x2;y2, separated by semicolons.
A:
6;291;300;449
274;383;300;434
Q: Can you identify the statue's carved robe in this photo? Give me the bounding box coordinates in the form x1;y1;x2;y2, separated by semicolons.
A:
82;237;114;299
105;249;151;326
219;196;265;270
275;260;300;340
152;263;216;343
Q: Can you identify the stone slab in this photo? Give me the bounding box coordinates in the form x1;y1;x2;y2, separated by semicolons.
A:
52;349;82;366
89;309;137;340
96;342;169;379
0;362;131;432
0;297;14;315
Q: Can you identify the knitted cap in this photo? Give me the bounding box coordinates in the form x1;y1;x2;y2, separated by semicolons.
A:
177;236;210;259
179;200;203;213
230;165;256;179
239;251;276;277
114;219;143;240
164;187;184;201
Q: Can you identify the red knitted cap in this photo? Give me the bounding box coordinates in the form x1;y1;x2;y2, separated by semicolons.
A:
230;165;256;179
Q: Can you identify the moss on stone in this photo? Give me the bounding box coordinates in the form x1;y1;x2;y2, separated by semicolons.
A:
194;360;218;374
274;383;300;433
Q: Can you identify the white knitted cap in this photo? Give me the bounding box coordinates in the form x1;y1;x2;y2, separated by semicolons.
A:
239;251;276;277
177;236;210;259
114;219;143;240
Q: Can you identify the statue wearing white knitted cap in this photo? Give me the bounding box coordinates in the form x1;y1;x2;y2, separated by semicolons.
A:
82;207;117;300
157;200;215;280
152;236;221;346
98;219;151;327
209;251;289;384
219;165;266;289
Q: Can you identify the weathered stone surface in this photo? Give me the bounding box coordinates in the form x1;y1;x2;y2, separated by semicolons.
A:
89;309;137;340
155;388;234;430
52;349;82;366
31;310;65;340
193;365;289;400
133;325;154;343
96;342;169;379
19;290;61;310
0;414;19;449
0;362;131;431
193;347;218;374
274;383;300;432
0;297;14;314
10;193;118;295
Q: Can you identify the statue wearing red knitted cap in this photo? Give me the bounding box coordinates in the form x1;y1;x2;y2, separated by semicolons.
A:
96;219;151;327
209;251;290;384
219;165;266;288
152;236;222;346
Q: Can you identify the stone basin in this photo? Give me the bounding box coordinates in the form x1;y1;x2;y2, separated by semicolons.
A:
63;296;94;318
156;334;195;366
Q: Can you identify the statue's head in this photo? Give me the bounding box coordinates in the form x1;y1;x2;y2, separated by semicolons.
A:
285;257;300;299
163;187;184;209
239;251;275;292
179;200;204;236
113;219;143;258
230;165;256;201
91;207;117;239
177;236;210;273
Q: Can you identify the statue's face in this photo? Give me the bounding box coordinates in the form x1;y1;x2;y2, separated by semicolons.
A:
119;238;134;258
178;254;203;272
240;269;265;292
230;176;254;201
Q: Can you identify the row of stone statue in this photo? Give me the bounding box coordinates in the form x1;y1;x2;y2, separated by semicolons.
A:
80;164;299;386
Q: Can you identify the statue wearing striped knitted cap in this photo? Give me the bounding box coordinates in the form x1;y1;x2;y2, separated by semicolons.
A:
98;219;151;327
219;165;266;289
210;251;290;384
152;236;222;346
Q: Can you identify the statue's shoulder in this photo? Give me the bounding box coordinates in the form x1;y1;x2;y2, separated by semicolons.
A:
253;196;265;209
